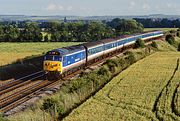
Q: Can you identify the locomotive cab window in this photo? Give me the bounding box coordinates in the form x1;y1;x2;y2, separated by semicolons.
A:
44;55;62;61
44;55;53;60
54;56;62;61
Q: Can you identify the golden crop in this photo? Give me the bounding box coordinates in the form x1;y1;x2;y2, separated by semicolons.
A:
64;52;180;121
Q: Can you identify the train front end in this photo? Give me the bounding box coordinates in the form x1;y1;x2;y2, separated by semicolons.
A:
43;50;62;80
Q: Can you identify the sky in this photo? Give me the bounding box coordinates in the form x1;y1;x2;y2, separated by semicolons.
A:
0;0;180;16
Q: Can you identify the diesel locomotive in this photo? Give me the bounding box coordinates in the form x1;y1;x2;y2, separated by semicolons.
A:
43;30;163;80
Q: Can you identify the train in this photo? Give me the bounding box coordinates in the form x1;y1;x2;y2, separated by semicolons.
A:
43;30;164;80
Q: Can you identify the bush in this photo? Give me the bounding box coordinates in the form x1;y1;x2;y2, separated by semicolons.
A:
105;59;119;73
125;52;136;65
0;114;9;121
178;43;180;51
118;58;127;69
177;32;180;37
170;30;176;33
165;34;175;45
98;66;109;76
69;78;85;92
151;41;158;48
135;38;145;48
42;98;64;115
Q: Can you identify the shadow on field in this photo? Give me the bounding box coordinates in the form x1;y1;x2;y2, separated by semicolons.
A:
0;55;44;81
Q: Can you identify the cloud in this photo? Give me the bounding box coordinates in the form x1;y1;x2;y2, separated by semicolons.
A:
143;3;150;11
67;6;73;11
155;5;161;12
46;3;73;11
58;5;64;11
166;3;177;8
46;3;57;11
129;1;136;9
130;1;135;7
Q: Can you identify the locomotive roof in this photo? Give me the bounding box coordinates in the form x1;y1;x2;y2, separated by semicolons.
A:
52;44;85;55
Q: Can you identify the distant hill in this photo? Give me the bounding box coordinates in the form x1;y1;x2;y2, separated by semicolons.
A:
0;14;180;21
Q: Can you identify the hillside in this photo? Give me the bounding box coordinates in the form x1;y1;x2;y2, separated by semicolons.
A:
63;42;180;121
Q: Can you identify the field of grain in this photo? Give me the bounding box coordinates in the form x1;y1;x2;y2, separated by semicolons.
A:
144;28;178;32
0;42;81;66
63;52;180;121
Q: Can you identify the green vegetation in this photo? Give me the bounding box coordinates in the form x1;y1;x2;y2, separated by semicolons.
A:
62;32;180;120
165;34;175;45
178;43;180;51
151;41;158;48
135;18;180;28
63;52;180;121
0;18;143;42
144;28;178;32
8;42;155;121
135;38;145;48
0;114;9;121
6;29;180;120
107;18;143;35
0;42;81;66
174;86;180;115
0;42;80;80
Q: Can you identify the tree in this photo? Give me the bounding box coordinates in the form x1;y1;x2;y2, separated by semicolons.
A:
44;34;49;42
165;34;175;45
20;22;42;42
107;18;144;36
86;22;108;41
135;38;145;48
0;25;4;42
151;41;158;48
47;21;60;32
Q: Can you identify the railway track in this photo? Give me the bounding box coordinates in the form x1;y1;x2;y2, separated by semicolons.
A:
0;37;163;115
0;46;140;114
0;71;45;113
0;80;53;113
0;69;82;114
0;71;44;96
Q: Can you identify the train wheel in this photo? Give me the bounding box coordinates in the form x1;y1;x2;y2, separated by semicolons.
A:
54;71;61;80
46;71;61;81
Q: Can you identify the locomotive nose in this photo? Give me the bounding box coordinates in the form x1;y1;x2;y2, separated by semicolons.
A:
43;61;62;73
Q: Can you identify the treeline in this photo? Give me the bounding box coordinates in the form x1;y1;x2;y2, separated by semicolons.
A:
0;22;42;42
0;19;143;42
135;18;180;28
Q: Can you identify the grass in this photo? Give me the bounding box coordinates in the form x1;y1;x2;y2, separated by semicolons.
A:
174;86;180;115
0;42;81;66
6;38;180;121
63;49;180;120
7;42;154;121
144;28;178;32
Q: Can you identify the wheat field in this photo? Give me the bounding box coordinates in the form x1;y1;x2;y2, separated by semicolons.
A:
63;52;180;121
